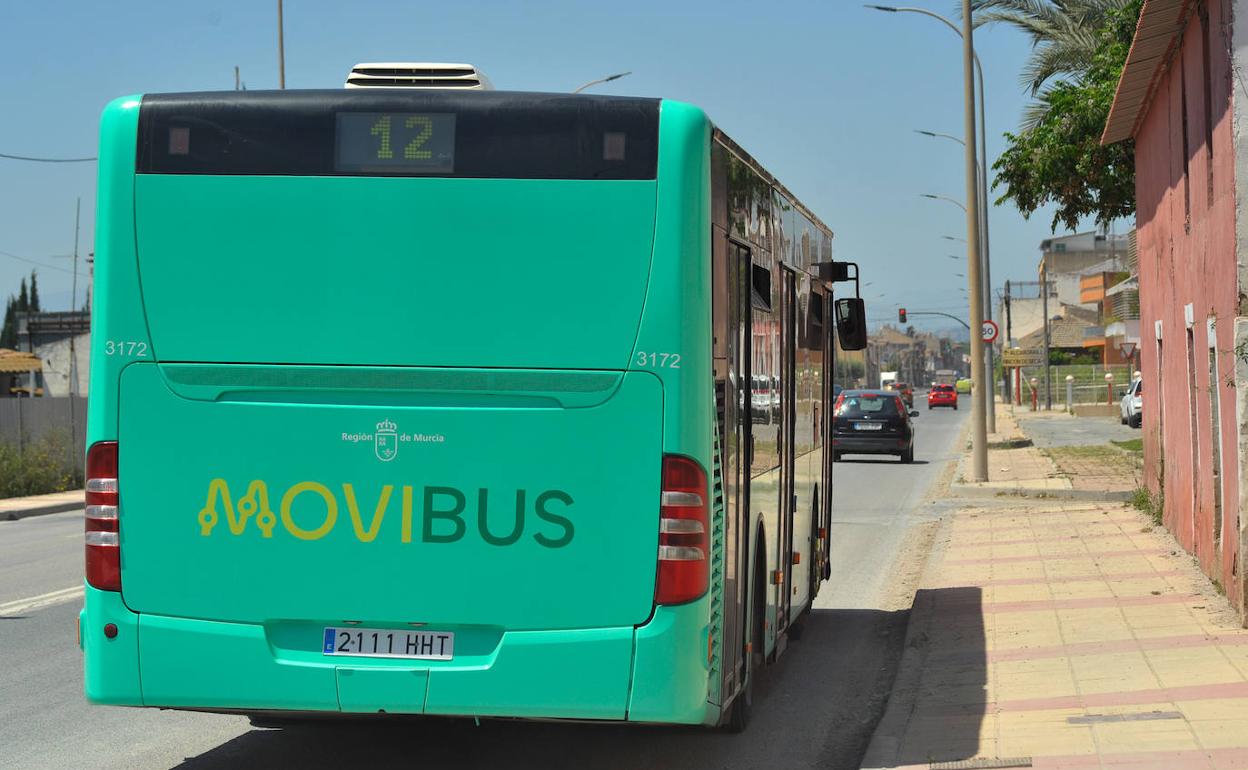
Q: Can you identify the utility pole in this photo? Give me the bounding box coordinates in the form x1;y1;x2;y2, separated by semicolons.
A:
277;0;286;89
1003;280;1013;402
235;66;241;90
1042;264;1052;409
69;198;81;479
962;0;988;479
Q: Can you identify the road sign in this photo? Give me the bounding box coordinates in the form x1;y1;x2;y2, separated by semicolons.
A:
1001;347;1045;367
981;319;999;344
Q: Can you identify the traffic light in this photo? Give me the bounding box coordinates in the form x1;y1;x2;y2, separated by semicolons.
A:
898;308;907;324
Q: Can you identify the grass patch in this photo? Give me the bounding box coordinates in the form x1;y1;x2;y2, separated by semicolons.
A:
1130;485;1164;527
1112;438;1143;453
0;431;82;498
1044;445;1121;460
988;437;1033;450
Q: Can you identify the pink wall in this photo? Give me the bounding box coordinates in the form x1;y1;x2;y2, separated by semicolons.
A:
1133;0;1241;610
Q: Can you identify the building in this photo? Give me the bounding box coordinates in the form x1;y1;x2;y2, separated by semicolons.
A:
1103;231;1142;370
15;311;89;397
1038;231;1130;307
1015;305;1101;361
1103;0;1243;619
0;348;43;396
1077;254;1137;366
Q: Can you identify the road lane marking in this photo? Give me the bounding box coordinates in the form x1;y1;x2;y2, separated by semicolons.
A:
0;585;84;616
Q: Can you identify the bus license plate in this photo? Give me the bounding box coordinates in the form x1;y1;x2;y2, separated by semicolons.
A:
323;627;454;660
854;423;883;431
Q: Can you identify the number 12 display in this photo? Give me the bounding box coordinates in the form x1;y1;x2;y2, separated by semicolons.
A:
336;112;455;173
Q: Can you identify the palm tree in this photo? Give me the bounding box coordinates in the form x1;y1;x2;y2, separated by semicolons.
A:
969;0;1136;128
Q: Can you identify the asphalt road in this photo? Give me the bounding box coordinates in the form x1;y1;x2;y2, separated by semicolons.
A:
0;404;966;770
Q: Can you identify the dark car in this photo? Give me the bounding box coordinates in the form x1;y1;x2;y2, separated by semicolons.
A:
832;389;918;463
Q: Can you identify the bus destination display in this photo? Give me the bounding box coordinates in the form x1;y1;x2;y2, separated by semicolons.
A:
335;112;455;173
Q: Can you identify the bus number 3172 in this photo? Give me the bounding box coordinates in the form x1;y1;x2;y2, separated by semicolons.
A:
636;351;681;368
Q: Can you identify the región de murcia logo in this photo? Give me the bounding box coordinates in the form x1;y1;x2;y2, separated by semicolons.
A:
375;418;398;462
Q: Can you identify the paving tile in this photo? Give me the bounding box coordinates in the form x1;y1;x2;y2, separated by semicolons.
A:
1091;721;1202;754
996;726;1098;758
1186;718;1248;748
1049;581;1120;600
1175;697;1248;722
1217;645;1248;680
991;583;1059;603
1068;652;1160;694
1144;648;1247;688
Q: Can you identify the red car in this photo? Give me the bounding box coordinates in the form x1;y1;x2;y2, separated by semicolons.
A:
927;384;958;410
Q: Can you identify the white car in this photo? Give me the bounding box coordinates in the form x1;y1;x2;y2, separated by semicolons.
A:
1120;378;1142;428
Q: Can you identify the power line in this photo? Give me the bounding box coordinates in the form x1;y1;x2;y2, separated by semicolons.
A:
0;248;76;274
0;152;96;163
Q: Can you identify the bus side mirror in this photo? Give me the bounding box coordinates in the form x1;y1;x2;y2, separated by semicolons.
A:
834;297;867;351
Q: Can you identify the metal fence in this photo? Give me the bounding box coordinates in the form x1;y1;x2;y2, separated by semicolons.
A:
1004;364;1133;408
0;397;88;455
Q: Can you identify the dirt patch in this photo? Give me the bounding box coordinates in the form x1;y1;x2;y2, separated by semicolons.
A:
1042;444;1142;492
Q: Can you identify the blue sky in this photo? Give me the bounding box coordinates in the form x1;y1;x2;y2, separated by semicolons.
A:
0;0;1110;332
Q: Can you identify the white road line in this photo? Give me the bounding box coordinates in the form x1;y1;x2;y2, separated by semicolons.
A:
0;585;84;616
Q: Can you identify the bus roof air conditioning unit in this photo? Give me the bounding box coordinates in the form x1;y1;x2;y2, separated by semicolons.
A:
344;62;494;90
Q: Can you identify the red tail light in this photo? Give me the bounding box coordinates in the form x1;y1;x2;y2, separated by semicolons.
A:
85;441;121;591
654;455;709;605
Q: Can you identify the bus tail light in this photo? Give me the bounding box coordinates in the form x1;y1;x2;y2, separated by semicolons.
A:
655;455;709;605
85;441;121;591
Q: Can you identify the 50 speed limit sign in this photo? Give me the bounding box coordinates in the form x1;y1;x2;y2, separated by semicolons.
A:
981;320;999;343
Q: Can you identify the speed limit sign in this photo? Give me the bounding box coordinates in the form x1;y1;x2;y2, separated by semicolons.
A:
981;319;999;343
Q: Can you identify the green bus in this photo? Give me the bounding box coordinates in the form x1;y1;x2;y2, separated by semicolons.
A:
81;86;866;730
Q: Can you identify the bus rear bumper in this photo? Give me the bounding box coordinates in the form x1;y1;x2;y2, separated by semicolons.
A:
83;588;712;724
81;586;142;705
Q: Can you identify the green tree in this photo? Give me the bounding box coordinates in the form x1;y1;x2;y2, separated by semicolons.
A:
17;278;28;311
28;270;40;312
0;296;15;349
974;0;1143;230
971;0;1138;128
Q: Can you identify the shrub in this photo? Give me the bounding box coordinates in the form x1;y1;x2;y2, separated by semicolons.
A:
0;431;82;498
1130;485;1163;527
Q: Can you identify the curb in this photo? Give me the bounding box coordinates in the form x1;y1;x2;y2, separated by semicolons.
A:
2;498;83;522
946;483;1133;503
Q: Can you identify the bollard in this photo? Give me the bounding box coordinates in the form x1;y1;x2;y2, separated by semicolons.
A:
1030;377;1039;411
1065;374;1074;413
1104;372;1114;406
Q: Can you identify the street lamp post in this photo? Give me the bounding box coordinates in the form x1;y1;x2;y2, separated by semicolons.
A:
921;192;966;212
573;71;632;93
277;0;285;89
958;0;988;481
868;3;996;435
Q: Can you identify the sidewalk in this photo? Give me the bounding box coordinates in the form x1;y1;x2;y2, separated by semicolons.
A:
951;406;1138;500
0;489;83;521
862;409;1248;769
